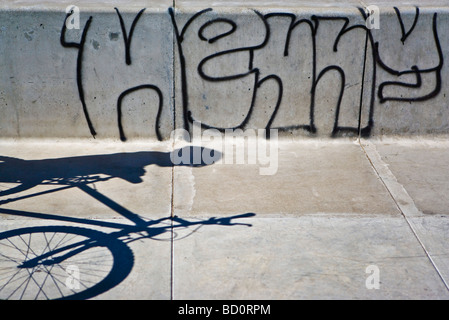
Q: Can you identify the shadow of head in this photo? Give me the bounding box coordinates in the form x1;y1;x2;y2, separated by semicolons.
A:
118;146;221;183
0;146;221;195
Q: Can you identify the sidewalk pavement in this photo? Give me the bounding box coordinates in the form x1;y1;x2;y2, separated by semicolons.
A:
0;137;448;300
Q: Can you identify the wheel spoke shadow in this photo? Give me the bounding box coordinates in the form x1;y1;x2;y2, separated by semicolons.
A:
0;145;256;300
0;210;255;300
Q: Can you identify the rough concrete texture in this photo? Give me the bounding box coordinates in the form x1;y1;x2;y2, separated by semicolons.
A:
173;139;399;216
0;2;174;140
0;139;448;299
0;0;448;139
0;217;172;300
0;140;173;219
0;0;448;301
173;216;448;299
373;139;449;216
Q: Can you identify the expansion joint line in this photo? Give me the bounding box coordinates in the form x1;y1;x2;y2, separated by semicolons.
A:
170;137;176;300
358;139;449;292
170;0;177;301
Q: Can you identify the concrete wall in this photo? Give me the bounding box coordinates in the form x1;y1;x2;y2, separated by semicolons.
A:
0;0;448;140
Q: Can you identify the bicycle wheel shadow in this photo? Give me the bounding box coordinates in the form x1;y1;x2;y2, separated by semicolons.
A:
0;209;256;300
0;144;257;300
0;146;220;198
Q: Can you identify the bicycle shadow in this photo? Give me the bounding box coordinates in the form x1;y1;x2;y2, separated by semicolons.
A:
0;146;220;198
0;209;256;300
0;145;256;300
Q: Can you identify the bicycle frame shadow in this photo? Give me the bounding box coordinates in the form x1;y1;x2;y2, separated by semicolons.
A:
0;146;224;227
0;145;257;300
0;146;220;198
0;208;255;300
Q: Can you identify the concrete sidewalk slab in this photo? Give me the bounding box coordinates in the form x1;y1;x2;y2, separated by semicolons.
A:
0;217;172;300
173;139;400;217
362;138;449;290
171;137;449;299
0;138;448;299
173;216;449;299
408;216;449;290
373;139;449;217
0;140;173;220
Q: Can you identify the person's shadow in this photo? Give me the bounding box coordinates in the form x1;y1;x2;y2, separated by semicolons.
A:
0;146;220;199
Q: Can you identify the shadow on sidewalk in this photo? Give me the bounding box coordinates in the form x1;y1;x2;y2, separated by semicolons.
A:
0;145;256;300
0;209;255;300
0;146;220;198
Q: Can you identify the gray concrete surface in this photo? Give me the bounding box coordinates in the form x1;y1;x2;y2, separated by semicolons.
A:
0;0;448;301
173;216;448;299
1;1;448;139
0;140;173;219
173;139;399;216
0;138;448;299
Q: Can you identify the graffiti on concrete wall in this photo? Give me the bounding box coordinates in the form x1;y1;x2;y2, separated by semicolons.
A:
61;6;444;141
376;9;443;104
